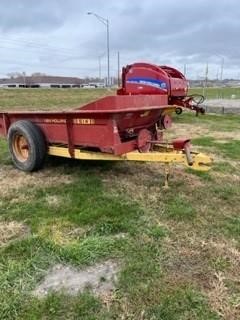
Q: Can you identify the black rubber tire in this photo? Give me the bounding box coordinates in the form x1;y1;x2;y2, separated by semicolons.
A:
8;120;47;172
175;107;183;115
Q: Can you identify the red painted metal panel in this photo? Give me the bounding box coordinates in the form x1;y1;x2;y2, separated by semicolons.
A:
117;62;188;97
0;114;4;136
0;113;10;137
116;62;205;114
0;95;173;155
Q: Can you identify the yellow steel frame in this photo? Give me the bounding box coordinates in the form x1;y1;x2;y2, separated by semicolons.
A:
48;146;212;171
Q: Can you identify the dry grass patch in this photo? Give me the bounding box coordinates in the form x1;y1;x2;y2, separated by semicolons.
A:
102;162;203;209
102;162;163;205
46;195;63;208
163;236;212;289
171;167;204;188
211;169;240;182
162;234;240;320
168;122;240;140
168;123;210;140
37;219;87;245
210;131;240;140
207;272;240;320
0;220;30;247
0;166;73;199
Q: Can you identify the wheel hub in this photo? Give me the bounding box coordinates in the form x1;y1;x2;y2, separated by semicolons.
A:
12;134;29;162
137;129;152;152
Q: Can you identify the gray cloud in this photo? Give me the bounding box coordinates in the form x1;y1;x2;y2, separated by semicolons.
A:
0;0;66;32
0;0;239;78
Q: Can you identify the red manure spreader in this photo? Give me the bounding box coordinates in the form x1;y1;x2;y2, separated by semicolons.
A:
0;62;211;185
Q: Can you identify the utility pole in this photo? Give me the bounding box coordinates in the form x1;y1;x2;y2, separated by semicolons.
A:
106;20;110;86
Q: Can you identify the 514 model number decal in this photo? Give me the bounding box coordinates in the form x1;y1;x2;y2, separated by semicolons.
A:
44;119;95;125
73;119;95;125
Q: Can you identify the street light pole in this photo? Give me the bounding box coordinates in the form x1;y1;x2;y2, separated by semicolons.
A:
87;12;110;87
106;19;110;86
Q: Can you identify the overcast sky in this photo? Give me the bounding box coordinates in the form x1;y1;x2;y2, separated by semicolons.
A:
0;0;239;79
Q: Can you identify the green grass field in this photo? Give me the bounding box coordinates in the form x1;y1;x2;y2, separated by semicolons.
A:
0;89;240;319
0;87;239;112
0;88;112;111
189;87;240;100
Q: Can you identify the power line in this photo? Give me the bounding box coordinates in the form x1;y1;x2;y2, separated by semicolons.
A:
0;46;117;66
0;36;78;54
0;44;83;60
0;36;118;76
0;35;119;59
0;58;100;72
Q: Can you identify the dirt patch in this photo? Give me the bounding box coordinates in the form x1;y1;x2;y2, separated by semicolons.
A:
34;260;119;299
0;221;30;247
0;166;73;199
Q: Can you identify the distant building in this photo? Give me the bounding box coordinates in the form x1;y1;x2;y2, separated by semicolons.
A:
0;75;84;88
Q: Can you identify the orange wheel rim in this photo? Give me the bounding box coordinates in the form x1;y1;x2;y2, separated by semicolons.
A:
12;134;29;162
